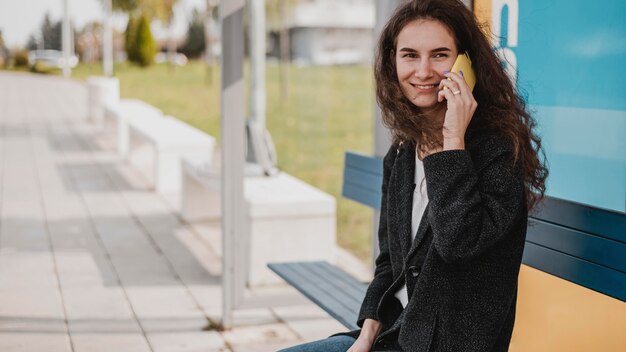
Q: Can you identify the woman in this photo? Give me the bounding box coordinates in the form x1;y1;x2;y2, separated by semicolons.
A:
280;0;547;351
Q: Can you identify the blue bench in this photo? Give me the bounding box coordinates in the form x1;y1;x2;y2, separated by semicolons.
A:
269;151;626;349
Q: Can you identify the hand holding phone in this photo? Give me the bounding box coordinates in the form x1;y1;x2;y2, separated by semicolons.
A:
438;52;478;151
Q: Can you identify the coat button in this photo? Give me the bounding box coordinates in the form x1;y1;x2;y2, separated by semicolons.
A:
409;265;420;277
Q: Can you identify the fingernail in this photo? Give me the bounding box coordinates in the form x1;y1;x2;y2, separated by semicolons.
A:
459;70;464;77
443;70;450;74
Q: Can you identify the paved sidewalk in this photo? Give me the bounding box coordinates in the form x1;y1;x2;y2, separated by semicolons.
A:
0;72;362;351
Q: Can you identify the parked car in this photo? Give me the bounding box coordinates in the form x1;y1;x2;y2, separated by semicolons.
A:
28;50;78;69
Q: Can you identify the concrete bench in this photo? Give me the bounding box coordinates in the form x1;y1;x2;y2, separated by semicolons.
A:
269;151;626;350
86;76;119;123
128;116;215;193
181;158;336;286
103;99;164;156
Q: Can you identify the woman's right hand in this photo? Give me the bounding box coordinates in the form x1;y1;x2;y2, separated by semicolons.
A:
348;318;382;352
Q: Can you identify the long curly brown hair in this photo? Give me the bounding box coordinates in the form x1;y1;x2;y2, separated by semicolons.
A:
375;0;548;210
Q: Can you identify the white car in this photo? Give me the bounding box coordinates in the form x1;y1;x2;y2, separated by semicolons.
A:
28;50;78;69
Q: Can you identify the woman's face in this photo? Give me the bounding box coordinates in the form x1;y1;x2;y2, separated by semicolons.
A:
395;19;458;110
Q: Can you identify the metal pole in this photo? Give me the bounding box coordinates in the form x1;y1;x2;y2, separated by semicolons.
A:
103;0;113;77
371;0;401;268
278;0;289;99
220;0;245;329
205;0;215;85
62;0;71;77
248;0;266;127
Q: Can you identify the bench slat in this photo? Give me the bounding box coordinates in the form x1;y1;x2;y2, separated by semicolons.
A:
343;167;382;194
282;263;363;312
342;152;383;209
273;263;359;329
269;262;367;330
532;197;625;243
316;261;369;293
302;262;366;305
522;242;626;302
342;183;382;210
345;152;383;176
527;219;626;273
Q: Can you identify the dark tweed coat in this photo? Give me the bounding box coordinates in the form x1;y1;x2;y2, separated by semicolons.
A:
338;132;528;351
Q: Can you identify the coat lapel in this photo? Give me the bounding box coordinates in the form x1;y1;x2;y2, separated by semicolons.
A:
388;142;416;258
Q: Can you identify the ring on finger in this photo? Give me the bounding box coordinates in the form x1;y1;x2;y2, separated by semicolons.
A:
452;89;461;95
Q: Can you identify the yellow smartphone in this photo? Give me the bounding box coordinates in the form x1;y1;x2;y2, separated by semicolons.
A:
448;52;476;92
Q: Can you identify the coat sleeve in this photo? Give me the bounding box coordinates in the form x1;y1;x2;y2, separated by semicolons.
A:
422;136;525;264
356;145;397;327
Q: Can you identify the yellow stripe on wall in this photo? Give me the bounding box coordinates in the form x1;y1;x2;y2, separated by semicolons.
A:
473;0;492;33
510;265;626;352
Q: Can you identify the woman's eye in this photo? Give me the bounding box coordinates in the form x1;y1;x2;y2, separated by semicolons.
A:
403;53;417;58
433;54;448;59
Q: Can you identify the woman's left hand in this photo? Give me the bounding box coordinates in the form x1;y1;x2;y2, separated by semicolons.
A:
437;71;478;150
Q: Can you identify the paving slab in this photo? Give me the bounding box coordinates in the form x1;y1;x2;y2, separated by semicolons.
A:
67;318;142;334
71;333;152;352
0;253;59;289
272;304;347;342
147;331;228;352
0;288;66;318
222;323;299;350
0;332;72;352
63;287;134;320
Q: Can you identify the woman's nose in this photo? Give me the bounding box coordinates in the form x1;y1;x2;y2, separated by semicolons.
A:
414;60;434;79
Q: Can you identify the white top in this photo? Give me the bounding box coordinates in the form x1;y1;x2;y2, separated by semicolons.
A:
394;149;429;308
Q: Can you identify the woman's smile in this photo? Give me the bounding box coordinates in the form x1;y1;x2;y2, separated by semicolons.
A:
409;82;439;95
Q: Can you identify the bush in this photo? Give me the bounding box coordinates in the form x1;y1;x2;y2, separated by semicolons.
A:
13;50;29;67
180;9;206;59
133;14;156;66
124;15;139;62
29;61;57;74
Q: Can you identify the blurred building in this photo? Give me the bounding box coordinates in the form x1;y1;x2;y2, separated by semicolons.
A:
269;0;375;65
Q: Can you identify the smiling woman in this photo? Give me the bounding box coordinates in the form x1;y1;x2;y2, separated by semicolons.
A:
279;0;547;351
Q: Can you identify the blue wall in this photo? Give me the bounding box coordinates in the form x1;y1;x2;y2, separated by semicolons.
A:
506;0;626;213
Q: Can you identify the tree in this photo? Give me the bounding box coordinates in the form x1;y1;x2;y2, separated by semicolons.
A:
179;9;205;59
0;30;8;68
266;0;300;99
204;0;218;85
26;13;62;51
124;15;139;62
111;0;138;12
110;0;177;67
133;14;156;66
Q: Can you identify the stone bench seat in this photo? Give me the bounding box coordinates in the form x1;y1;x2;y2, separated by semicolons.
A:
181;157;337;286
127;115;215;193
103;99;164;156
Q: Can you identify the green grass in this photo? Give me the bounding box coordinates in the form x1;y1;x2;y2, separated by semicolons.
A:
73;60;376;262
